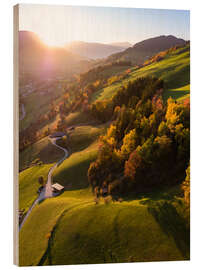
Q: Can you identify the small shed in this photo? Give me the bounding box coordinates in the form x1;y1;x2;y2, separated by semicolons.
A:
52;183;64;194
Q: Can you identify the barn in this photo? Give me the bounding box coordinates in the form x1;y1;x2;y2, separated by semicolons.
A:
52;183;64;194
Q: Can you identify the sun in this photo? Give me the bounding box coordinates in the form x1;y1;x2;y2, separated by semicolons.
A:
40;35;66;47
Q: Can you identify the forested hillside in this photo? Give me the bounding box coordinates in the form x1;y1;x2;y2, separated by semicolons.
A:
19;34;190;266
88;77;190;196
106;35;186;65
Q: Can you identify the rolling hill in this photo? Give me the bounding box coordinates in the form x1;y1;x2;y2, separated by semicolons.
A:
108;42;132;48
19;119;189;266
19;136;65;171
19;163;53;213
19;35;190;266
66;41;127;59
91;44;190;103
19;186;189;266
19;31;92;80
52;123;108;189
106;35;186;65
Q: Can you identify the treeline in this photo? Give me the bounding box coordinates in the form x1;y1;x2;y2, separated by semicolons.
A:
19;102;58;151
89;77;163;123
79;60;131;86
143;43;190;67
88;77;190;196
57;61;133;117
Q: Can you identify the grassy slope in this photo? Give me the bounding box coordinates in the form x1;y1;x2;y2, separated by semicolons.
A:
68;124;107;152
19;46;190;265
165;84;190;102
65;111;95;127
19;164;53;212
53;142;98;189
20;85;63;131
19;136;64;171
19;135;67;211
82;65;130;84
53;123;107;189
91;46;190;103
19;189;93;266
19;121;189;266
19;187;189;266
19;123;105;212
98;65;130;78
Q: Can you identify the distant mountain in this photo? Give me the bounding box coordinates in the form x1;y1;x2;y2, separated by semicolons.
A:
19;31;92;80
106;35;186;65
66;41;127;60
108;42;132;48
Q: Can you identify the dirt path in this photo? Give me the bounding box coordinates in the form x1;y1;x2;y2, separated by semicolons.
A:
19;137;69;231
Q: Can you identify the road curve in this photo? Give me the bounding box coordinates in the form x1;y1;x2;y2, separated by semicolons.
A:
19;137;69;231
44;138;69;199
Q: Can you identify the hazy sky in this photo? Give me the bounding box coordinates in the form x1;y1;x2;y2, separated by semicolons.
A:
19;4;190;47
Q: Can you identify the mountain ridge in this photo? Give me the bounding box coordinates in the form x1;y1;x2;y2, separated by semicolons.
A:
19;31;92;80
66;41;127;60
106;35;187;65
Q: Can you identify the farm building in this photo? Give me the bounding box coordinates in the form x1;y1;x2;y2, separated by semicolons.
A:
52;183;64;194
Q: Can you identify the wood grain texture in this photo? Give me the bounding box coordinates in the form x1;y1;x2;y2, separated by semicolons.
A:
13;4;19;266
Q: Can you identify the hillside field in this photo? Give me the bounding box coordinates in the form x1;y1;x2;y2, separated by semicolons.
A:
91;45;190;103
19;163;53;212
53;123;108;189
19;186;189;266
19;42;190;266
20;136;64;171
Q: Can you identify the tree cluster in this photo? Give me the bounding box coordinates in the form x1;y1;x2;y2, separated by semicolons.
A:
88;77;190;196
79;61;131;86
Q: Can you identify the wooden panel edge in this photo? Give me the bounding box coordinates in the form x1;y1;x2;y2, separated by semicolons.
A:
13;3;19;266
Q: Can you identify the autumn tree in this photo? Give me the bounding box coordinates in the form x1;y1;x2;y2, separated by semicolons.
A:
120;129;139;160
182;164;190;206
38;176;45;186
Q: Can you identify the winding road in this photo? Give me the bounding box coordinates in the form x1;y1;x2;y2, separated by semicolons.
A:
19;137;69;231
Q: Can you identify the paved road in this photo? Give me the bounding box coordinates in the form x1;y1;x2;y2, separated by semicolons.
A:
19;104;26;121
44;138;69;199
19;137;69;231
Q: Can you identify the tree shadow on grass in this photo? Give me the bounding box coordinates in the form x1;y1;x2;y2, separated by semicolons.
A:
164;90;189;100
119;185;183;203
148;201;190;259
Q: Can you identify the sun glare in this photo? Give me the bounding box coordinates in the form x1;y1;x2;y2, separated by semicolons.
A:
40;36;66;47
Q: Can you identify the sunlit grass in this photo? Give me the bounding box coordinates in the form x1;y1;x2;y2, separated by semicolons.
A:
19;136;64;171
19;185;189;266
92;46;190;103
19;163;54;212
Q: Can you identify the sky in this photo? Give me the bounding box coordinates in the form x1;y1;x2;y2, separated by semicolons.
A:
19;4;190;47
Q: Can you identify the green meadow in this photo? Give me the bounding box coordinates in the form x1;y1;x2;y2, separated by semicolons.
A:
20;136;64;171
19;121;189;266
19;186;189;266
19;163;53;212
91;45;190;103
19;43;190;266
53;123;107;189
